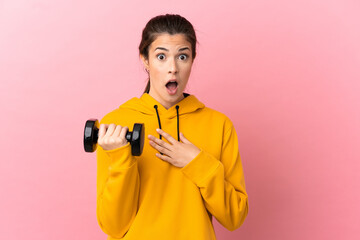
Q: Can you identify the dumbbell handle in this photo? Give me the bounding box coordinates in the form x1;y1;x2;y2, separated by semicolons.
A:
93;128;134;144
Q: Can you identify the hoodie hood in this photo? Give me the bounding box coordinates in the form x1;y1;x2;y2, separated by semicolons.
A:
119;93;205;119
119;93;205;141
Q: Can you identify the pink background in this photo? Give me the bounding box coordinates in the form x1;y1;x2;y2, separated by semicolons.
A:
1;0;359;239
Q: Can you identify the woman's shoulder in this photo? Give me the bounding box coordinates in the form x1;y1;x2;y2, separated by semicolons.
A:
200;106;234;128
184;94;233;127
99;108;121;124
99;97;140;124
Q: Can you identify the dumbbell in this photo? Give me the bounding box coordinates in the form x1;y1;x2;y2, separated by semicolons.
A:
83;118;145;156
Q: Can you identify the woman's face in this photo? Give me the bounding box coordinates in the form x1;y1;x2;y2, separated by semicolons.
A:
141;33;193;109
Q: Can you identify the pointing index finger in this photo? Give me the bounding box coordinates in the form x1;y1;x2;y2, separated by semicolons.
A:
156;129;177;144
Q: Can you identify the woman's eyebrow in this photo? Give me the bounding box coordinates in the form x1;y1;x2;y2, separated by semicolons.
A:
179;47;190;52
155;47;168;51
154;47;190;52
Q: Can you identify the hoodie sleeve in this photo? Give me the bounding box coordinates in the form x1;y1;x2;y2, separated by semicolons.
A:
181;120;249;231
96;129;140;238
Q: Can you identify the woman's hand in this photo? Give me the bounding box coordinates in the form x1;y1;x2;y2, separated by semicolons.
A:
98;124;129;151
148;129;201;168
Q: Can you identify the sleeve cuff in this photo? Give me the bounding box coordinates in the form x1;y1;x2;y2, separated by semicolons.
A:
181;149;221;186
103;142;135;170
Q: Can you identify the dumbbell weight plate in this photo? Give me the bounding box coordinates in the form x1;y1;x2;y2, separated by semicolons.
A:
129;123;145;156
84;119;99;152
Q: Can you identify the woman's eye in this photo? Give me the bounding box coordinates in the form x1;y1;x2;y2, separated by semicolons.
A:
157;54;165;60
179;54;188;60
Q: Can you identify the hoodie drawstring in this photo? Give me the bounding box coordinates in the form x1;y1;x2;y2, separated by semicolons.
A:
154;105;162;140
175;105;180;141
153;105;180;142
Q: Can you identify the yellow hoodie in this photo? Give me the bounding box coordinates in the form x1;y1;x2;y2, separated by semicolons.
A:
96;93;248;240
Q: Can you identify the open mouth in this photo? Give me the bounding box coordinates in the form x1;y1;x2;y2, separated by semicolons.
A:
166;81;178;89
166;80;178;95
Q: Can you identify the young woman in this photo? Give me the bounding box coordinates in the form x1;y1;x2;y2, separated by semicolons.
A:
96;14;248;240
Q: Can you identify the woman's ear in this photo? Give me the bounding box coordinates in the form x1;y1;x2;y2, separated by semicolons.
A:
140;55;149;70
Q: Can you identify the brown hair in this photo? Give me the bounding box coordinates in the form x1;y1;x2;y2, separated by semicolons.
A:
139;14;197;93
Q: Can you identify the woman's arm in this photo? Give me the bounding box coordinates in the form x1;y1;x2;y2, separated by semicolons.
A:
96;130;140;238
181;121;249;231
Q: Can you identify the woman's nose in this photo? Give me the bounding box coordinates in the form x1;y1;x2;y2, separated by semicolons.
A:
168;58;178;73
